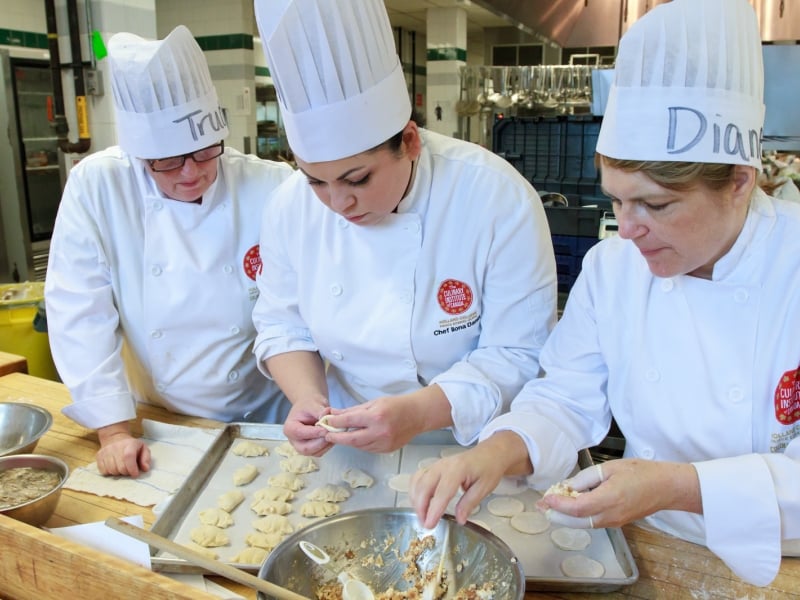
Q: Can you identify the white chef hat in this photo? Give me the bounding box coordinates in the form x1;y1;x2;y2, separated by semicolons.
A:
255;0;412;163
108;25;229;159
596;0;764;169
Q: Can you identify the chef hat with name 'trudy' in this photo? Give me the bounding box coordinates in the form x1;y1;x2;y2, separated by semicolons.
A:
108;25;229;159
254;0;412;163
596;0;764;169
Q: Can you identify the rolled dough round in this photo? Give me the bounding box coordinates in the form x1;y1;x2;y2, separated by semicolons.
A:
560;555;605;578
550;527;592;551
509;511;550;534
487;496;525;517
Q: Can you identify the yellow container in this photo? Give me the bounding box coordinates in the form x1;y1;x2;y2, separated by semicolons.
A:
0;282;59;381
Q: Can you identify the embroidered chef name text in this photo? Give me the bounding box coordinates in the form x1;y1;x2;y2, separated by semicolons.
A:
434;312;480;336
771;423;800;453
666;107;761;163
173;106;227;141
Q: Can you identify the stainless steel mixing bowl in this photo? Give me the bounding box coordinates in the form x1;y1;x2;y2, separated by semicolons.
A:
0;402;53;457
0;453;69;526
258;507;525;599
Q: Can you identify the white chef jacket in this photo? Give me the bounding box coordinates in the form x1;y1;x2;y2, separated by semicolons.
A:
252;129;557;444
45;146;294;428
485;188;800;586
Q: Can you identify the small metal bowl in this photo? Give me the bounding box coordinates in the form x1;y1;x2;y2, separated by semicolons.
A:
0;402;53;457
258;507;525;599
0;453;69;526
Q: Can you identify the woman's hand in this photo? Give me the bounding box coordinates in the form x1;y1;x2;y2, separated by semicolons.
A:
409;431;532;529
538;458;702;529
283;399;333;457
96;423;151;477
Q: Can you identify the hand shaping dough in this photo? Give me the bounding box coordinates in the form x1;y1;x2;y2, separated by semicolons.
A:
315;415;347;433
300;501;341;518
509;511;550;535
230;546;269;565
342;467;374;488
560;555;605;578
217;489;245;512
252;487;295;502
233;464;259;486
250;498;293;516
550;527;592;551
252;514;294;535
246;531;285;550
306;484;351;502
268;472;305;491
280;455;319;474
275;441;298;457
487;496;525;517
198;507;234;528
189;525;229;548
232;440;270;457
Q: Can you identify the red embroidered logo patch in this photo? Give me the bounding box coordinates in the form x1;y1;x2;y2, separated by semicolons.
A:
437;279;473;315
243;245;262;280
774;367;800;425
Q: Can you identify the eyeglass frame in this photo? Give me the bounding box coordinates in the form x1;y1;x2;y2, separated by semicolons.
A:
146;141;225;172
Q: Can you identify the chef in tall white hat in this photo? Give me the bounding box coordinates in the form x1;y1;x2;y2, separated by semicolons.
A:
411;0;800;587
252;0;557;456
45;25;294;477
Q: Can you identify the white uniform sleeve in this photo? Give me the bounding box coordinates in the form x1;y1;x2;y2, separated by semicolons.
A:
432;182;558;445
693;436;800;586
44;167;137;429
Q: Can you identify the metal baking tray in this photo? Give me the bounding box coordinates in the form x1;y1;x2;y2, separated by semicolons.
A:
149;424;638;592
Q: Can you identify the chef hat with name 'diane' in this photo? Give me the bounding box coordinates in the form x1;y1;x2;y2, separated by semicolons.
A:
108;25;228;159
255;0;412;163
596;0;764;169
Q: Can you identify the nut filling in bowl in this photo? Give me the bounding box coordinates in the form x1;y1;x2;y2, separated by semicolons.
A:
259;508;525;600
0;454;69;526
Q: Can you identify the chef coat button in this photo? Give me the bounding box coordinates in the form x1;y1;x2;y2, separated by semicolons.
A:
645;368;660;382
412;222;421;233
728;387;744;403
153;201;163;211
230;326;240;335
338;219;348;229
403;359;415;369
734;289;749;303
156;383;165;392
151;265;162;277
223;264;234;275
641;447;655;459
150;329;163;339
228;370;239;381
330;284;343;296
331;351;343;361
660;279;674;292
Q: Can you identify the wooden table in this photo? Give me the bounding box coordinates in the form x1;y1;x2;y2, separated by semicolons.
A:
0;351;27;377
1;372;798;600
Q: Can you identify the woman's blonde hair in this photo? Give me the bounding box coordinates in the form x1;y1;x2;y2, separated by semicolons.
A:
596;155;737;193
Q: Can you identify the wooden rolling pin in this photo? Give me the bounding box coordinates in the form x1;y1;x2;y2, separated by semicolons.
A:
105;517;311;600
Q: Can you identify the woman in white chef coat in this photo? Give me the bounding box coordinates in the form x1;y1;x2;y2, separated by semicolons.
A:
251;0;557;456
410;0;800;588
44;26;293;477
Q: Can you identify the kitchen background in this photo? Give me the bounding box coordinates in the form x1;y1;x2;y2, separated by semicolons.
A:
0;0;798;285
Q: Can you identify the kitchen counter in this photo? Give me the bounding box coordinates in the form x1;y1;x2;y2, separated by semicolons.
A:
0;371;798;599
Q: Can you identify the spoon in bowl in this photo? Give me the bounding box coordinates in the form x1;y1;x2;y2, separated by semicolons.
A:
299;540;375;600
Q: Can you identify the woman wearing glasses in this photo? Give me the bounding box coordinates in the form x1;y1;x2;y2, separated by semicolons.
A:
44;26;294;477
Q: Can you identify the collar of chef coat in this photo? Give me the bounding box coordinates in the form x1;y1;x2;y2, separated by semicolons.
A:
707;188;769;281
392;130;431;217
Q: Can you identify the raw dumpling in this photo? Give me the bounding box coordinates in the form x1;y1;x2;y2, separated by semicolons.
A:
252;487;295;502
233;464;259;486
280;455;319;474
245;531;285;550
268;472;305;491
250;498;293;516
300;501;341;518
232;440;270;457
190;525;229;548
230;546;269;565
342;467;374;489
198;507;234;528
275;441;298;457
252;514;294;535
217;489;245;512
306;484;351;503
315;415;346;433
185;544;218;560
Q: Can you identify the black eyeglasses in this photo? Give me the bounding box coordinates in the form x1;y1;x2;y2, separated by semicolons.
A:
147;142;225;172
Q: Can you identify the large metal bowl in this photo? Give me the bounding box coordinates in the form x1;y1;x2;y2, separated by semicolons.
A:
258;508;525;599
0;402;53;457
0;453;69;526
